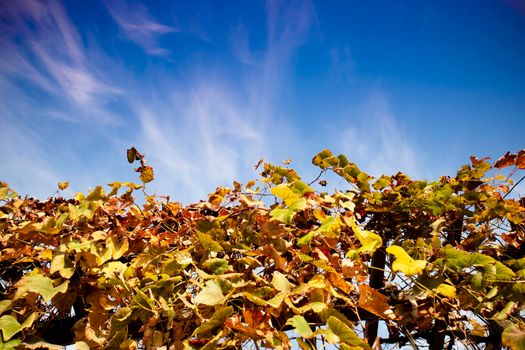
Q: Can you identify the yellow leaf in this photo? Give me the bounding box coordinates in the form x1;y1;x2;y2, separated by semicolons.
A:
345;216;382;254
139;166;154;183
271;184;301;207
272;271;293;292
194;281;225;306
58;181;69;190
436;283;457;298
386;245;427;276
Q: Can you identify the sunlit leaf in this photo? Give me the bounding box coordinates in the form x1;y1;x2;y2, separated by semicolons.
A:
50;254;75;279
358;285;392;319
272;271;292;293
386;245;427;276
327;317;371;349
194;281;225;306
346;216;382;254
15;273;69;303
270;208;296;224
0;313;35;341
436;283;457;298
286;316;313;338
139;166;154;183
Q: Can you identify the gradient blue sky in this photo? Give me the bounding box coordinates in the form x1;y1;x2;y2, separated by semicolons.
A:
1;0;524;202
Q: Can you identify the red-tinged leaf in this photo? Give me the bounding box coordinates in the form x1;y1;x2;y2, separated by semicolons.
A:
516;150;525;169
470;155;490;166
127;147;139;163
494;151;516;168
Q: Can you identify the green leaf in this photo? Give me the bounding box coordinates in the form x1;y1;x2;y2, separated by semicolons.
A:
297;231;316;246
15;273;69;303
502;323;525;350
272;271;292;293
288;198;307;211
494;262;516;280
327;317;371;349
373;176;391;190
495;301;517;321
270;208;296;225
312;149;334;169
443;246;495;269
290;181;314;196
0;338;20;350
194;281;225;306
203;258;231;275
197;231;223;252
50;254;75;279
386;245;427;276
286;316;313;338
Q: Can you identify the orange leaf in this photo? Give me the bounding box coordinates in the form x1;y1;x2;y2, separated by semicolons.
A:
358;285;392;319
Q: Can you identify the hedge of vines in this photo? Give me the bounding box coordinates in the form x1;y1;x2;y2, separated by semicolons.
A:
1;148;525;349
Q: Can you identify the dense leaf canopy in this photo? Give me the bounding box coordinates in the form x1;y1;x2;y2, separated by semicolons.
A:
1;148;525;349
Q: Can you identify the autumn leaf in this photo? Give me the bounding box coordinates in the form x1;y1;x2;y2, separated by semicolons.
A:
494;151;516;168
0;313;36;340
517;150;525;169
386;245;427;276
436;283;457;298
139;166;154;183
15;273;69;303
194;281;225;306
327;317;371;349
286;316;313;338
502;323;525;350
358;285;392;319
272;271;293;293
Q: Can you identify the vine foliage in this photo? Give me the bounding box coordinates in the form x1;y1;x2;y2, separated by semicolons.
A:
1;148;525;349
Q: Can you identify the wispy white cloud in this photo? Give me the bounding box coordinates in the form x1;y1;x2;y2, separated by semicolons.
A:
0;0;317;202
0;0;121;109
103;0;177;57
0;0;124;198
129;78;264;201
341;90;421;178
127;0;317;201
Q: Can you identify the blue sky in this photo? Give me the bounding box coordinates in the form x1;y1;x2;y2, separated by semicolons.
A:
1;0;524;202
